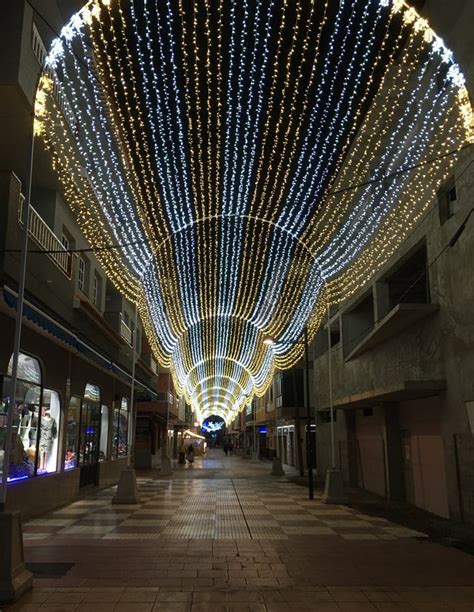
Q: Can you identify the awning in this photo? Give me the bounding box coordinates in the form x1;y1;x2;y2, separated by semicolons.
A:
3;285;157;399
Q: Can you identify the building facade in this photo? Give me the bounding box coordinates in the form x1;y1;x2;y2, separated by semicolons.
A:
313;0;474;522
0;0;166;518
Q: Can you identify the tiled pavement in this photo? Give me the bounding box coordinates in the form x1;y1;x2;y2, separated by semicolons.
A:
5;452;474;611
22;477;427;542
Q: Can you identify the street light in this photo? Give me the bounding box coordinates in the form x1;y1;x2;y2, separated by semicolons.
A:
263;331;314;498
262;338;283;475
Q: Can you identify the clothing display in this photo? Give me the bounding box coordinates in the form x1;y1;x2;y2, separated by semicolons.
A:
39;414;58;453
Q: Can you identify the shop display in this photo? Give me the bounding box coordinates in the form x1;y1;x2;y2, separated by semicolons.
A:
65;396;80;470
1;353;61;481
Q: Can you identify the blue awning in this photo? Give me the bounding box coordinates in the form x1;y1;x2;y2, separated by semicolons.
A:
3;285;157;399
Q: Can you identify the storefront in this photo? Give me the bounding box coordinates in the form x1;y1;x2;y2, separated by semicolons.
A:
0;352;61;483
0;347;135;517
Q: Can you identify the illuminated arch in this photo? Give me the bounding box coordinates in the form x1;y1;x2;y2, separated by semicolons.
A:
35;0;473;422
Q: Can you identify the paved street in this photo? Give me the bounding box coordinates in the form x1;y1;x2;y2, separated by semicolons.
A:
7;451;474;611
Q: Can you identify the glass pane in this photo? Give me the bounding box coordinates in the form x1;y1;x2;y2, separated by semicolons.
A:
84;383;100;402
118;408;128;457
7;353;41;384
1;377;41;482
99;405;108;461
65;396;80;470
112;407;120;459
37;389;60;475
79;402;100;465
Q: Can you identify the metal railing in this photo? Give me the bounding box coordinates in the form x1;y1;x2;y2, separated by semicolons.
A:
18;195;72;278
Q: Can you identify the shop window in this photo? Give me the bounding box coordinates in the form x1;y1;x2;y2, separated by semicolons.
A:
65;396;81;470
99;405;109;461
8;353;41;383
37;389;60;474
1;353;42;482
113;397;129;458
79;384;101;466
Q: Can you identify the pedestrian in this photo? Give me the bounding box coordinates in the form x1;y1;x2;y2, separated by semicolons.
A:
187;443;194;465
178;440;186;464
223;440;229;456
229;441;234;455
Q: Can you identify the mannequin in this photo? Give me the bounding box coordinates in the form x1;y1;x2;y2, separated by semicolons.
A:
38;409;58;472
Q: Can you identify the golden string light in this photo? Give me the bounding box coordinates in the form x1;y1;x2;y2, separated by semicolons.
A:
35;0;473;424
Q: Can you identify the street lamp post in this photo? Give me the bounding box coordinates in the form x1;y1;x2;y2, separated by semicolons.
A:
322;304;347;504
304;326;314;500
252;401;258;461
0;128;35;604
113;302;140;504
271;391;284;475
160;373;173;476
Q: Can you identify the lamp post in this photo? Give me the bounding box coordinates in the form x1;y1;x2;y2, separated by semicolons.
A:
252;400;258;461
160;371;173;476
113;301;141;504
0;127;35;604
322;304;347;504
304;326;314;500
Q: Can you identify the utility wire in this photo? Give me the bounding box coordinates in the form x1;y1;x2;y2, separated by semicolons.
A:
3;142;471;257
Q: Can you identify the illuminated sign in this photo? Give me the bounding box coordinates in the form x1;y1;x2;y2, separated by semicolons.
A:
201;420;225;433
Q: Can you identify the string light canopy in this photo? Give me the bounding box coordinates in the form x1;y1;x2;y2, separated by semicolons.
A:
35;0;472;425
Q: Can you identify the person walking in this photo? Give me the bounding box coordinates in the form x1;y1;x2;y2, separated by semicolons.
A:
187;443;194;465
178;440;186;464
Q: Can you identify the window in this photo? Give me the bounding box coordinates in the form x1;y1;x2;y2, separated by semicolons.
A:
113;398;129;458
330;326;341;347
317;410;337;424
78;384;101;466
37;389;61;475
93;273;102;308
65;396;81;470
438;177;457;224
99;405;109;461
1;354;42;482
363;408;374;417
1;353;61;481
78;257;86;292
134;327;141;353
32;23;46;67
61;234;69;252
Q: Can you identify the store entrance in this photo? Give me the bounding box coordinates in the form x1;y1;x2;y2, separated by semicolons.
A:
79;384;101;488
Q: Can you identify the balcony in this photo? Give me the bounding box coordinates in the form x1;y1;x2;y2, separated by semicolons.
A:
141;352;158;374
344;302;439;361
18;195;72;278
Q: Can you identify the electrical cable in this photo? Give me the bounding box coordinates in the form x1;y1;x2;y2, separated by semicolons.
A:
3;142;471;257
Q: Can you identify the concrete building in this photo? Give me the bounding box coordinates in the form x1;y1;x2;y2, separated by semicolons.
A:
313;0;474;522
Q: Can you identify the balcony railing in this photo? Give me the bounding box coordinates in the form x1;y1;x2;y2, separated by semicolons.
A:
120;315;133;346
18;195;72;278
